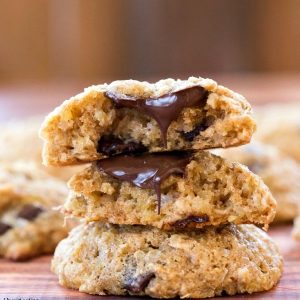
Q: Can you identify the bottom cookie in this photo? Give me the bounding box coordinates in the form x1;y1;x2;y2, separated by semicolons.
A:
52;223;282;298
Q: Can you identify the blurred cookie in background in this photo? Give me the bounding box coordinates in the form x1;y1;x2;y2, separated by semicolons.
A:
216;142;300;223
255;103;300;162
0;117;84;181
293;216;300;240
0;160;71;261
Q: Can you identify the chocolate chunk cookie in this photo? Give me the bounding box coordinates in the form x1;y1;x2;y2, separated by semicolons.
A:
64;151;276;229
40;77;256;166
255;103;300;163
52;222;283;298
216;142;300;223
0;161;71;260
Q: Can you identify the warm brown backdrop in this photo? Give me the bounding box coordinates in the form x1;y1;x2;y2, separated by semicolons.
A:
1;0;300;83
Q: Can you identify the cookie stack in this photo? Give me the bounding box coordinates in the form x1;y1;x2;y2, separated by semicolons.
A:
40;77;283;298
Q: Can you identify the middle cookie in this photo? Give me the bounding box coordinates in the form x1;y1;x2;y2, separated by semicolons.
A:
65;151;276;230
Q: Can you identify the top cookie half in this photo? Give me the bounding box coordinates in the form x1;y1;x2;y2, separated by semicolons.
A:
40;77;256;166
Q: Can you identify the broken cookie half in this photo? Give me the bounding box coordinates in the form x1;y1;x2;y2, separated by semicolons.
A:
40;77;256;166
64;151;276;230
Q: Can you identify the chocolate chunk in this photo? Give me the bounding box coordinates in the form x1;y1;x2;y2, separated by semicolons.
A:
17;204;44;220
221;290;229;296
96;151;192;214
98;136;147;156
106;86;208;146
124;272;155;293
181;122;209;141
0;221;12;235
173;215;209;229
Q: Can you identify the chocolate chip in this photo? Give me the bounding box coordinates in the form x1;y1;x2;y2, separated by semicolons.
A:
17;204;44;220
124;272;155;293
0;221;12;235
221;290;229;296
173;215;209;229
97;136;147;156
181;123;209;141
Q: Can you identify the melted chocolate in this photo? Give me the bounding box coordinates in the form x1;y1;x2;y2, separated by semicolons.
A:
98;136;147;156
105;86;208;146
173;215;209;229
17;204;44;221
96;152;192;213
0;221;12;235
124;272;155;293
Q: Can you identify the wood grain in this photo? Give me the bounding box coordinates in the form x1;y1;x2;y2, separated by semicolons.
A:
0;225;299;299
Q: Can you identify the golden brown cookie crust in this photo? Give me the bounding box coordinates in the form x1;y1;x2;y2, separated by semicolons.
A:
40;77;256;166
52;223;283;298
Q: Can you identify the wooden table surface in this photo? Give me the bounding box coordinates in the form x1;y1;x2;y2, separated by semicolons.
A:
0;74;300;299
0;225;299;299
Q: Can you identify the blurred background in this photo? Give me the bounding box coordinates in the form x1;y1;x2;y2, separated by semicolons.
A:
1;0;300;119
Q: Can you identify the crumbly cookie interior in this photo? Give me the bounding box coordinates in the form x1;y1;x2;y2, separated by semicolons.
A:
65;151;275;229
